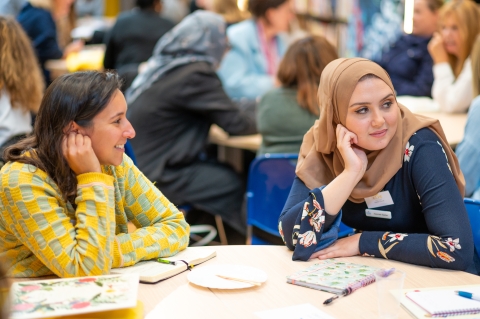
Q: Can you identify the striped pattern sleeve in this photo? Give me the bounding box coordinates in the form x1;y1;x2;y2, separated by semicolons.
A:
1;163;117;277
114;156;190;267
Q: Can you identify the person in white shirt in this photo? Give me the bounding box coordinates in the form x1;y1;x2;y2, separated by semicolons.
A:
0;17;43;158
428;0;480;113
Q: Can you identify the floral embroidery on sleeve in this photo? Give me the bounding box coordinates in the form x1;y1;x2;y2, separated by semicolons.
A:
278;221;285;244
437;141;452;173
427;235;459;263
378;232;408;259
404;142;414;162
293;194;326;249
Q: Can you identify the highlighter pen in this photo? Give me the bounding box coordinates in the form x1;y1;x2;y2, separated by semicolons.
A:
455;291;480;302
157;258;176;265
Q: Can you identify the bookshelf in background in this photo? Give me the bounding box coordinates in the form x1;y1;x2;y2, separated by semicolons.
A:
294;0;352;57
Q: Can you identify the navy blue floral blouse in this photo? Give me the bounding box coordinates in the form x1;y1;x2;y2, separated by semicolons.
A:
279;128;478;274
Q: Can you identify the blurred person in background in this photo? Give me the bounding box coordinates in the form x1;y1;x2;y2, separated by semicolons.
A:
17;0;83;84
103;0;175;91
428;0;480;113
257;36;338;156
376;0;443;97
0;17;44;166
218;0;295;100
456;35;480;199
127;11;256;235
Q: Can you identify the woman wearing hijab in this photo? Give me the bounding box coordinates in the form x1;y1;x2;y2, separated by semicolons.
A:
279;58;477;274
127;11;256;235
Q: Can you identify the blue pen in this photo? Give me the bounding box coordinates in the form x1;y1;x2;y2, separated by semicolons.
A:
455;291;480;302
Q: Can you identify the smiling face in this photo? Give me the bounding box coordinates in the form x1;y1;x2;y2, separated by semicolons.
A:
440;14;462;57
82;90;136;166
345;77;398;151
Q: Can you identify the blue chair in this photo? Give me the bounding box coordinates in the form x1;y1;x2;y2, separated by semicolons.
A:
124;140;137;165
246;154;354;245
464;197;480;257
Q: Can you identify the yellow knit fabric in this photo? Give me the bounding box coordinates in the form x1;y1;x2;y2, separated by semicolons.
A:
0;154;189;278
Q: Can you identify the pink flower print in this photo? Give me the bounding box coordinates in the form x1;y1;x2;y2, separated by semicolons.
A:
78;277;96;283
278;221;285;243
301;202;309;220
298;231;317;248
444;238;461;252
20;285;41;292
404;142;414;162
71;301;91;309
12;303;35;312
309;211;325;232
313;199;322;211
387;233;408;242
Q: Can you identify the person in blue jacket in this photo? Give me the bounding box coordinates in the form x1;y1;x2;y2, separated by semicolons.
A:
376;0;443;97
456;35;480;200
217;0;294;100
279;58;478;274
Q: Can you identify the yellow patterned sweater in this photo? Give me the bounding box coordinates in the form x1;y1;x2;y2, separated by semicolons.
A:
0;154;190;278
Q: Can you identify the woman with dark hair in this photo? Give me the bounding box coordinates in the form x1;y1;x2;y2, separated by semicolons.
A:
217;0;295;100
0;71;189;278
126;11;256;235
257;35;338;155
278;58;477;274
103;0;175;90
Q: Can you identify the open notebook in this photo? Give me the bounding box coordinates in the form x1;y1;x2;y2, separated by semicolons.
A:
112;247;216;284
401;286;480;318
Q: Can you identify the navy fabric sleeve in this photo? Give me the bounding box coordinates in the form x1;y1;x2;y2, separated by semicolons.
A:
359;136;474;271
279;177;340;260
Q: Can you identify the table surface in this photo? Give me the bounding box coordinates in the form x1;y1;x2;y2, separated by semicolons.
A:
209;112;467;152
138;245;480;319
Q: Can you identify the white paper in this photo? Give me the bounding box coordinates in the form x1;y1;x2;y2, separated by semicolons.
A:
254;303;336;319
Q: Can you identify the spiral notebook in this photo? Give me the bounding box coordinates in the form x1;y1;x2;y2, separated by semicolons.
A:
404;286;480;318
286;259;379;294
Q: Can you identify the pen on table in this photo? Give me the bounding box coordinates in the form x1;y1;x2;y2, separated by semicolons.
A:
157;258;176;265
323;267;396;305
455;291;480;302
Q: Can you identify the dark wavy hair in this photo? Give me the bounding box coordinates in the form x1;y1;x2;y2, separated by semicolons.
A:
4;71;122;204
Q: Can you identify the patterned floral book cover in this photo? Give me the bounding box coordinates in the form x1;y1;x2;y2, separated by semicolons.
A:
286;259;379;294
9;274;139;319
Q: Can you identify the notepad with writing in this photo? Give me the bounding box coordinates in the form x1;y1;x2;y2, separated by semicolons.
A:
112;247;216;284
403;287;480;318
286;259;379;294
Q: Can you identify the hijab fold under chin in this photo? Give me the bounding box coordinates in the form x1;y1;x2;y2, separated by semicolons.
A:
295;58;465;203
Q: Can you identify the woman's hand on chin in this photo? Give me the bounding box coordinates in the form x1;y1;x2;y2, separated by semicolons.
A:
310;233;361;260
336;124;367;181
63;132;101;175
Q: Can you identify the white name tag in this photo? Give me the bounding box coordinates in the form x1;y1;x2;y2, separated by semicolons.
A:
365;209;392;219
364;191;394;209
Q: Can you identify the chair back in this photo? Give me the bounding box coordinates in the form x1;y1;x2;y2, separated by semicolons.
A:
464;197;480;257
246;154;354;244
247;154;298;239
124;140;137;165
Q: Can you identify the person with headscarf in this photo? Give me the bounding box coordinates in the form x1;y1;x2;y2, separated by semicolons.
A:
126;11;257;235
278;58;478;274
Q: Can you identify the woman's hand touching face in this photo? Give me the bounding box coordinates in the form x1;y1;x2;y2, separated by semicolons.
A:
62;131;101;175
336;124;368;181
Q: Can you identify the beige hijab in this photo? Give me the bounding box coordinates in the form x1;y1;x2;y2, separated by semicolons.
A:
296;58;465;203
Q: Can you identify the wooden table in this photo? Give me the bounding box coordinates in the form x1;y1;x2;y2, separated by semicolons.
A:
138;245;480;318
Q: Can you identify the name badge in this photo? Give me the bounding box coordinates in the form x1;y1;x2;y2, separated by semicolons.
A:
364;191;394;209
365;209;392;219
